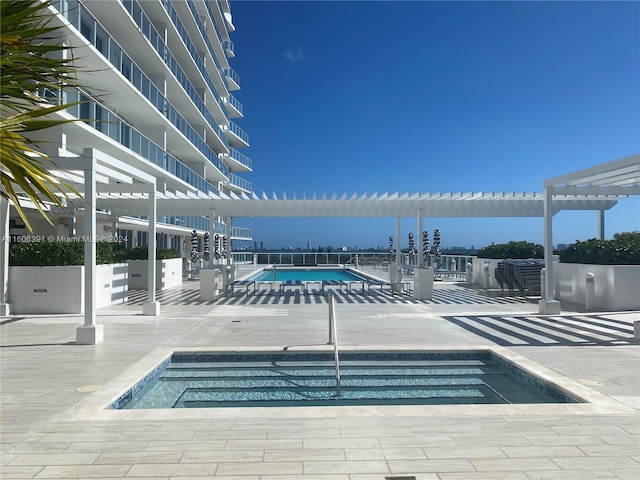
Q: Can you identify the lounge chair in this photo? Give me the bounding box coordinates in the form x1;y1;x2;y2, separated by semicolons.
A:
364;278;391;294
279;280;303;294
346;280;366;294
321;280;346;295
226;280;256;297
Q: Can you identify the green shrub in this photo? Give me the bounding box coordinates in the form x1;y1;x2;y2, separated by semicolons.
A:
9;241;181;266
559;231;640;265
124;246;181;260
477;241;544;259
9;241;126;266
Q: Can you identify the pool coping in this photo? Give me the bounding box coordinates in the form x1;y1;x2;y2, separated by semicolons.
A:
58;345;635;422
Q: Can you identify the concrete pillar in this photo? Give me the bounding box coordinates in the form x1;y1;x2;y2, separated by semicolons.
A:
76;155;103;344
539;187;561;314
67;205;76;237
111;215;117;239
143;189;160;315
0;197;11;316
413;268;433;300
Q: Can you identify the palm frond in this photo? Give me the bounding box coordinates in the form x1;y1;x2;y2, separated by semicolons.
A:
0;0;86;231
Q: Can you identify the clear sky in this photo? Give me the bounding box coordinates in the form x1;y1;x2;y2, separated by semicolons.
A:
229;0;639;250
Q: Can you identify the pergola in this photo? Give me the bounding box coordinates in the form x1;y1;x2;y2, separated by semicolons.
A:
539;154;640;314
1;150;638;344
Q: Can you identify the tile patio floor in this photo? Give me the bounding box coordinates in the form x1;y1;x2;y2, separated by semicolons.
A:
1;267;638;479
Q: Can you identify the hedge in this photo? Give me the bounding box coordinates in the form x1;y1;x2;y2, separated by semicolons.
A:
476;241;544;259
9;241;180;266
559;232;640;265
124;246;181;260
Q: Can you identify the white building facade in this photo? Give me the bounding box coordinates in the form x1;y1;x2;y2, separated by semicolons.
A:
9;0;252;252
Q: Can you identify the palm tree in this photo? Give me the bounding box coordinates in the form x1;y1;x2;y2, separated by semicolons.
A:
1;0;83;232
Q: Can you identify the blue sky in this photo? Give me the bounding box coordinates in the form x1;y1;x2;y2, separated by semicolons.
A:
229;0;639;250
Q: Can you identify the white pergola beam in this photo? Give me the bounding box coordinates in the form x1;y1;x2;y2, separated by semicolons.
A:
544;154;640;187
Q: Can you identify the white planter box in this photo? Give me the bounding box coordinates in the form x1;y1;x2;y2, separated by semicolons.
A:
472;257;553;291
472;258;503;289
413;267;434;300
9;264;128;314
554;263;640;311
127;258;183;290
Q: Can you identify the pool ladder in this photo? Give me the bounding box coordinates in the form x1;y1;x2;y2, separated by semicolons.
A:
327;293;342;396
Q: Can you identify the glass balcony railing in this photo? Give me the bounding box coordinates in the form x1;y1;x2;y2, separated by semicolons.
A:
224;67;240;89
212;221;226;235
53;0;230;177
228;147;252;169
225;94;243;116
120;0;227;130
223;40;235;57
158;215;210;231
211;222;251;239
158;0;228;104
231;226;252;239
229;173;252;192
61;87;220;197
184;0;230;72
227;121;249;145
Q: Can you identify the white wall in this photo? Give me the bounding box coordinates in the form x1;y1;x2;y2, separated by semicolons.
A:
471;258;503;289
128;258;183;290
9;264;128;314
554;263;640;311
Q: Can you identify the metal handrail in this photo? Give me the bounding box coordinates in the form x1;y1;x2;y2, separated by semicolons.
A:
327;293;342;396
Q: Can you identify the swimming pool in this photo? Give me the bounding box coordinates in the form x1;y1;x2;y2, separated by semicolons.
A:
252;267;366;282
110;350;580;410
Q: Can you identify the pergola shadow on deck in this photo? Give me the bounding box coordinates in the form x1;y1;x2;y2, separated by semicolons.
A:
125;276;541;308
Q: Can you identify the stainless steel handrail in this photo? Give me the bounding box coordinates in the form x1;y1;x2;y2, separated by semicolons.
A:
327;293;342;396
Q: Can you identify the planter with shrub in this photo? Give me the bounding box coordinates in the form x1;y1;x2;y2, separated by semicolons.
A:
472;241;544;289
554;232;640;310
8;240;128;314
125;246;183;291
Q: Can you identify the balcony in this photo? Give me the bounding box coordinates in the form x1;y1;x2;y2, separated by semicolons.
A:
225;147;252;172
223;94;243;118
231;225;252;240
223;40;235;58
224;67;240;91
223;121;249;148
229;173;252;193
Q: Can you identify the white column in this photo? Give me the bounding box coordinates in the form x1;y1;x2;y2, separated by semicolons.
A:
417;209;424;269
395;217;401;266
67;205;76;237
111;215;118;239
539;187;561;314
224;216;235;286
143;189;160;315
76;155;103;344
414;208;433;300
209;209;215;269
0;197;11;316
598;210;605;240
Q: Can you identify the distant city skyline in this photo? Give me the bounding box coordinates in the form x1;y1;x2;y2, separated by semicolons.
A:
230;1;639;249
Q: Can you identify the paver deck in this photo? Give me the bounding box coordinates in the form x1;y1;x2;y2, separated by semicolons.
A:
1;266;638;479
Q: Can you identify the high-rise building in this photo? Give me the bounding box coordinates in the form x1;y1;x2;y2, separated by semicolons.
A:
9;0;251;252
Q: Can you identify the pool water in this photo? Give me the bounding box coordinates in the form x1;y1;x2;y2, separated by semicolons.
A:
253;268;365;282
111;352;579;409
